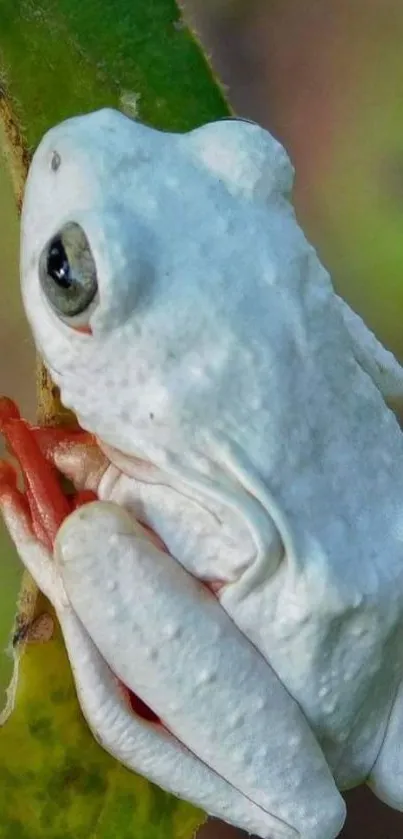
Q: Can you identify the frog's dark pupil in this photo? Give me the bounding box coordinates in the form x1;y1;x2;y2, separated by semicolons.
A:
47;238;72;288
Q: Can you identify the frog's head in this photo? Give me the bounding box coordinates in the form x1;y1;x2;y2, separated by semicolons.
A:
21;107;300;466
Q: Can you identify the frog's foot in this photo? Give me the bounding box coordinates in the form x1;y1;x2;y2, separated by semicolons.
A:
0;397;73;549
368;676;403;810
0;460;69;606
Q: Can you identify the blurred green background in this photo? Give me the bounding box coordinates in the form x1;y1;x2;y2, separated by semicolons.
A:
1;4;403;834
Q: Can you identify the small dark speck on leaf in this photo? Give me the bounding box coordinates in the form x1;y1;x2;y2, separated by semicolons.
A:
50;686;74;705
48;759;107;798
29;716;53;743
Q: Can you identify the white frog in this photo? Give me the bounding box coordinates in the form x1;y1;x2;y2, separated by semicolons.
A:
4;107;403;839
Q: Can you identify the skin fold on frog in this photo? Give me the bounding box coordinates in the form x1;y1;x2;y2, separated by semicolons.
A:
2;108;403;839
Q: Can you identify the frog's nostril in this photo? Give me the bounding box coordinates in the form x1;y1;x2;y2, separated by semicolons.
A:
50;150;61;172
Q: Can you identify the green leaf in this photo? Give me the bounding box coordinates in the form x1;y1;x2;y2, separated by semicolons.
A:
0;1;230;835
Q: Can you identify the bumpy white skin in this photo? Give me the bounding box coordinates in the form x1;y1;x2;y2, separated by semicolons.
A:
14;108;403;835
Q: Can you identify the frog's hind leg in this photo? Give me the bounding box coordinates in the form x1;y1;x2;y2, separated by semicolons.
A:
55;500;346;839
367;677;403;810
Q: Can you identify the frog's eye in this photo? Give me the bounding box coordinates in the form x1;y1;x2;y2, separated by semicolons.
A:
39;222;98;321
